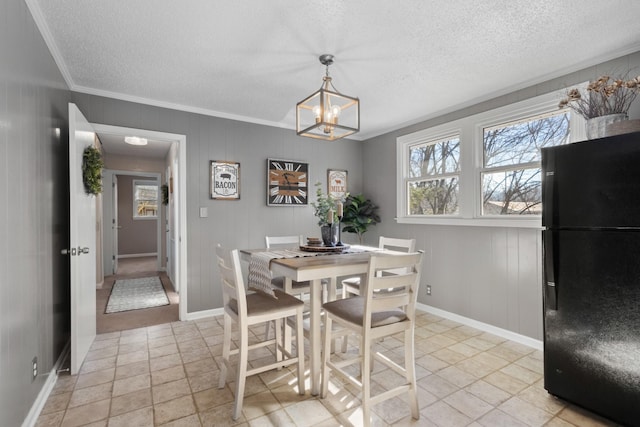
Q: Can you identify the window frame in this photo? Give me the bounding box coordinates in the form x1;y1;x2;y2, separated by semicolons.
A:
132;179;159;220
396;88;586;228
407;132;462;216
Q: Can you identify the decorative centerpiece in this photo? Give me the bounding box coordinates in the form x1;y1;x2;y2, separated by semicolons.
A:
310;182;341;246
559;73;640;139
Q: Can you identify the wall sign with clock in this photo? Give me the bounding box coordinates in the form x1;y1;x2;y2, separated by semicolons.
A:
267;158;309;206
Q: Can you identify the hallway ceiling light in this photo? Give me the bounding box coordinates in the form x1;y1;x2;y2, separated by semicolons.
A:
296;54;359;141
124;136;148;146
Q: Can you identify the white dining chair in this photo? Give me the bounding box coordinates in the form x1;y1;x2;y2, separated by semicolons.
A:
321;251;424;427
263;235;311;340
216;244;305;421
341;236;416;351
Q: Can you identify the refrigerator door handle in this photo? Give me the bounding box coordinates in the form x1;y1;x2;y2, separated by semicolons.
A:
544;230;558;311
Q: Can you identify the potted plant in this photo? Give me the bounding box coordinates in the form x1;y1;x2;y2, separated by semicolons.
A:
559;73;640;139
341;194;381;244
310;182;340;246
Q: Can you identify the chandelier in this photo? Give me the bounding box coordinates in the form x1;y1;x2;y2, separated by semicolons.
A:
296;54;360;141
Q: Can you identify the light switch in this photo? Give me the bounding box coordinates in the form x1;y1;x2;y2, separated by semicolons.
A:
199;207;208;218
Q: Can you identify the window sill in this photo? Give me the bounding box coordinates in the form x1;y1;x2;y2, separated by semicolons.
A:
396;216;543;229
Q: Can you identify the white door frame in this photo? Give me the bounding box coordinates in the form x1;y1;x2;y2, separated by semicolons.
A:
92;123;188;321
104;170;162;270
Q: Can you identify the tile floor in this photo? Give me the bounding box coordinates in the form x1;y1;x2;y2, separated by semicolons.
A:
35;311;621;427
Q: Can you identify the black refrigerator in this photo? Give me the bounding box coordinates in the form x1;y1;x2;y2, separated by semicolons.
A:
542;132;640;427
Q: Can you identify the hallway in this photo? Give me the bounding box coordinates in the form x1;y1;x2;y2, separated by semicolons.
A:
97;257;179;334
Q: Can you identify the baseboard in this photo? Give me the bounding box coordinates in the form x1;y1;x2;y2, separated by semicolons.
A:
118;253;157;259
416;303;543;351
182;303;543;351
184;307;225;321
22;341;70;427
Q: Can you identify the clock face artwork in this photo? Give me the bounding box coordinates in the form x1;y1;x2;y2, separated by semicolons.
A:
267;159;308;206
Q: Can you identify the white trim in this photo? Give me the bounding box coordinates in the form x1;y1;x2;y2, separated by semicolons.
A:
118;253;157;259
22;342;70;427
397;89;574;227
397;216;543;229
24;0;75;89
416;303;543;351
92;124;188;322
184;307;225;321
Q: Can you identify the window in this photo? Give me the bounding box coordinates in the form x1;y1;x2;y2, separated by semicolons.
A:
133;180;158;219
408;136;460;215
481;112;569;216
397;89;582;227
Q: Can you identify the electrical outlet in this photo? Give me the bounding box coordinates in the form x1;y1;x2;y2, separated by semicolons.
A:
32;356;38;381
426;285;432;296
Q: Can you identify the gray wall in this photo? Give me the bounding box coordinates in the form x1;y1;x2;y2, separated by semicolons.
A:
71;92;365;313
362;51;640;341
0;1;71;426
116;175;158;255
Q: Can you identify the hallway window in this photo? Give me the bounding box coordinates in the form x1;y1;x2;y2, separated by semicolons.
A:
133;180;158;219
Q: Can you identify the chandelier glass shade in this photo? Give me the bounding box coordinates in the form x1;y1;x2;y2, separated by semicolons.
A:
296;54;359;141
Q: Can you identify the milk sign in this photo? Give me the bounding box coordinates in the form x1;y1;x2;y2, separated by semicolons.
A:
210;161;240;200
327;169;347;199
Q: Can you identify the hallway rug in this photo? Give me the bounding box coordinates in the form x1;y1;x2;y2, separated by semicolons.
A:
105;276;169;313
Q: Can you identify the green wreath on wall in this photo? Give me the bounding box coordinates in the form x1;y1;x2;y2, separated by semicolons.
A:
82;146;104;195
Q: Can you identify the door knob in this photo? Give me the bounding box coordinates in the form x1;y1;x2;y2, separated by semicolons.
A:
61;248;77;256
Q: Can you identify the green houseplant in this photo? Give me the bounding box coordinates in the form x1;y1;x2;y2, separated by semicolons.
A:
341;194;381;244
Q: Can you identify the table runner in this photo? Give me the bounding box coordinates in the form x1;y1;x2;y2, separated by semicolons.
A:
247;246;375;298
248;250;315;298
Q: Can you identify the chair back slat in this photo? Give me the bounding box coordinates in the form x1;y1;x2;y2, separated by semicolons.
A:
216;244;247;318
378;237;416;275
363;252;423;327
266;235;302;249
379;236;416;252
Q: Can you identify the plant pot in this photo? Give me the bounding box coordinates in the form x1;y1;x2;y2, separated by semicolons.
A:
605;119;640;137
320;224;338;247
586;114;627;140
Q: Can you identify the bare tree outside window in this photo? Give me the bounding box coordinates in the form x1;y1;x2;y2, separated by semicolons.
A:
408;137;460;215
133;181;158;218
482;113;569;215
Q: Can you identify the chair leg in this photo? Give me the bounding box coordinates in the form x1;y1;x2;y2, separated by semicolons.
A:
361;333;372;427
264;320;272;340
320;314;332;398
405;328;419;419
275;318;283;366
283;316;292;355
340;286;349;353
295;309;305;395
218;313;231;389
232;321;249;421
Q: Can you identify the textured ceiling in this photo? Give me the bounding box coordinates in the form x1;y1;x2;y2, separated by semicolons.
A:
29;0;640;141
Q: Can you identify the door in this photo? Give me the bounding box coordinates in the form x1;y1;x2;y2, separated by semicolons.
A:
68;103;97;375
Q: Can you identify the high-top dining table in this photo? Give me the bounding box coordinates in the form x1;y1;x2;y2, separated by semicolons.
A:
239;246;380;395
